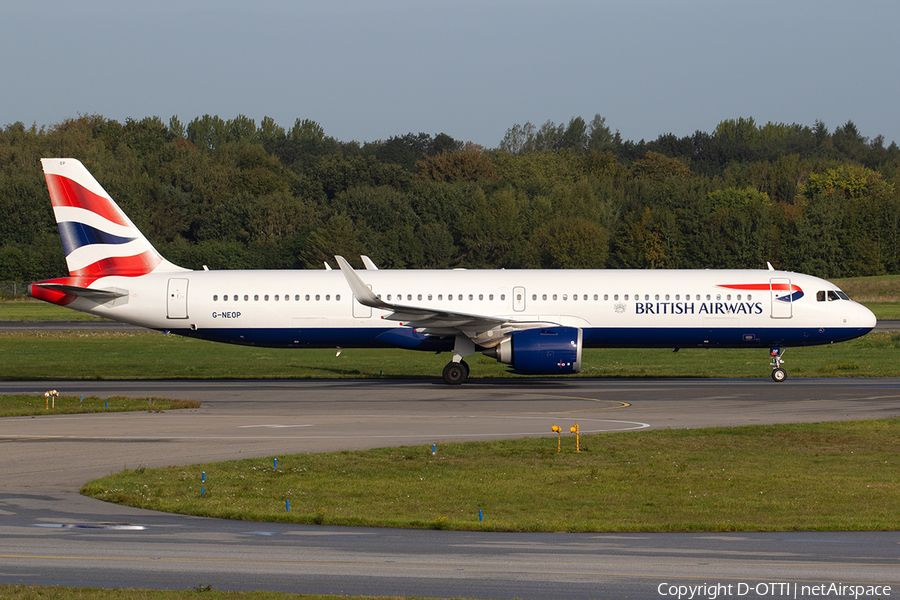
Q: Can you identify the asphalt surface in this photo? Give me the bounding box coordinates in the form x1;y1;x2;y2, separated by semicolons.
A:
2;378;900;598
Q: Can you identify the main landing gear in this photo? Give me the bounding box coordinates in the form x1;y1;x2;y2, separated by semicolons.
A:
770;347;786;382
442;360;469;385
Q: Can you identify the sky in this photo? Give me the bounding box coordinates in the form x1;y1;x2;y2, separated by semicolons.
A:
3;0;898;148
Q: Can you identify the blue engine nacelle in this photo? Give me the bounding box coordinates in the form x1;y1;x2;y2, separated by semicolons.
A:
482;327;583;375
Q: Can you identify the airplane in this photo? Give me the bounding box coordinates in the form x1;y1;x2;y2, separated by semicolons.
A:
29;158;877;384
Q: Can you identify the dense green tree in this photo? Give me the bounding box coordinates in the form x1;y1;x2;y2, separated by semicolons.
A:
414;150;499;183
2;112;900;286
526;217;608;268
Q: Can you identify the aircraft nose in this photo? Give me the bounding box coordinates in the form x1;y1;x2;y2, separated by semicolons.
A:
858;303;877;330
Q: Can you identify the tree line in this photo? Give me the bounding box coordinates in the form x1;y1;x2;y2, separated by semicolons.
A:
1;113;898;285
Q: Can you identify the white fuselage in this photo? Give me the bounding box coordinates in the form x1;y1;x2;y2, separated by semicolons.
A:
62;267;876;351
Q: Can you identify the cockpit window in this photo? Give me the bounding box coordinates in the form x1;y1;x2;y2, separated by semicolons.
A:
818;289;848;302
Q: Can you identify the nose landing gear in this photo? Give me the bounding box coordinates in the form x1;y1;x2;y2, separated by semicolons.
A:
770;347;786;382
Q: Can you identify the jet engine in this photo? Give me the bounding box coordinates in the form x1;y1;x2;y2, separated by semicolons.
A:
482;327;583;375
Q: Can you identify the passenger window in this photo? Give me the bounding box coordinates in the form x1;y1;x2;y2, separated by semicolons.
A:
274;295;279;301
543;294;548;301
315;294;320;301
305;294;310;301
532;294;537;301
244;295;249;301
553;294;558;301
479;294;484;300
489;294;494;301
614;294;619;301
254;295;259;301
500;294;505;301
213;295;218;301
336;294;341;301
264;295;269;301
624;295;629;301
438;294;443;300
470;294;474;301
294;295;299;301
428;294;432;300
418;294;422;301
326;295;330;301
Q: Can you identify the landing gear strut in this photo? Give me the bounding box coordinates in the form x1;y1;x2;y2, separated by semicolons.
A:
442;360;469;385
770;347;786;382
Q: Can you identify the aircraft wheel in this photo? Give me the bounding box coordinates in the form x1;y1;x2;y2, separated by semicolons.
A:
442;361;468;385
459;360;470;380
771;368;787;382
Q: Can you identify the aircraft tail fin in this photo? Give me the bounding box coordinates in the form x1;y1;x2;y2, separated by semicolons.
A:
40;158;187;281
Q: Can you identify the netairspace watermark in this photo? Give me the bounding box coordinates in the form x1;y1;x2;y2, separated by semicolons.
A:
657;582;892;599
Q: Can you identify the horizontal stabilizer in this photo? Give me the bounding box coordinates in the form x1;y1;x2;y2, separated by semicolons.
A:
30;278;128;306
33;282;127;300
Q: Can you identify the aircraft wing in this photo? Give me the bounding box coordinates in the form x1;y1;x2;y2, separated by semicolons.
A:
335;256;554;344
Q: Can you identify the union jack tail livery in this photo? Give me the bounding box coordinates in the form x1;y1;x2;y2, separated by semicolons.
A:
31;159;186;306
42;158;184;279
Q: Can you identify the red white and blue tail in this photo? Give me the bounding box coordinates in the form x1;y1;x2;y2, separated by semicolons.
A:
32;159;186;306
41;158;185;280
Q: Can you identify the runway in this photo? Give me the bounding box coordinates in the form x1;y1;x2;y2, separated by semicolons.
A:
2;378;900;598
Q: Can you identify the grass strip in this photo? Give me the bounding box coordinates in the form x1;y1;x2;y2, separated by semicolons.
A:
82;419;900;533
0;586;449;600
0;300;110;321
0;395;200;417
4;330;900;380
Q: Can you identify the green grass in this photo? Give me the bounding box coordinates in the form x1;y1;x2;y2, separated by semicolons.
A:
81;419;900;532
0;394;200;417
3;329;900;380
833;273;900;303
0;299;110;321
0;586;449;600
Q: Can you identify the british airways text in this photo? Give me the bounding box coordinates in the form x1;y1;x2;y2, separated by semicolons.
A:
635;302;763;315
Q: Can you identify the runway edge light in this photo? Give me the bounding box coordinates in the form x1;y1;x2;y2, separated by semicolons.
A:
570;424;580;453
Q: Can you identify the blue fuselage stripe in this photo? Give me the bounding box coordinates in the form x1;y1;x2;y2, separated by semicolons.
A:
166;326;871;350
